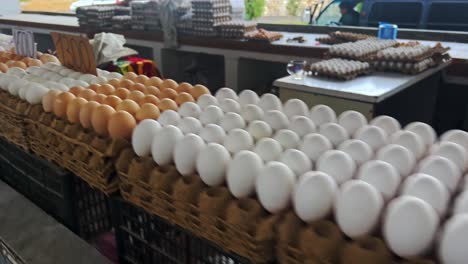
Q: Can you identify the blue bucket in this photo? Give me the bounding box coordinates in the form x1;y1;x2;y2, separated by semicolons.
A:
378;23;398;40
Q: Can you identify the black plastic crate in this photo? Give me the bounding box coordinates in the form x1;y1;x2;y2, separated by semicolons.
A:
112;198;251;264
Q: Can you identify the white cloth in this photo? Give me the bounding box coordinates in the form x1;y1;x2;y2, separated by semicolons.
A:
90;32;137;65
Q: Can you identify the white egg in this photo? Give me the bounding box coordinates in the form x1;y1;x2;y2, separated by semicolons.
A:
158;110;181;126
384;196;439;258
357;160;400;201
42;71;57;81
256;161;296;213
197;143;231;186
200;124;226;144
300;133;333;162
240;104;264;122
454;191;468;215
338;139;373;166
294;171;337;222
431;141;467;172
96;76;108;84
309;105;336;126
179;102;201;118
391;130;425;159
199;105;223;125
319;123;349;147
441;130;468;153
151;125;184;166
220;112;246;132
215;87;238;101
224;129;254;154
283;98;308;118
68;71;82;79
18;86;28;100
219;98;241;113
405;122;436;149
178;117;202;135
317;150;356;184
227;151;263;198
50;73;64;82
370;115;401;136
238;90;259;106
258;93;282;112
335;180;384;238
132;120;161;157
107;72;123;79
338;110;368;136
72;80;90;88
26;66;42;75
7;67;26;78
44;81;68;92
59;68;74;76
59;77;75;86
288;116;316;137
418;155;460;193
439;214;468;264
280;149;312;176
197;94;219;110
25;84;49;104
247;120;273;141
42;62;59;71
8;79;28;96
264;110;289;131
174;134;205;176
274;129;300;149
254;138;283;162
377;144;416;177
354;125;388;151
401;173;449;217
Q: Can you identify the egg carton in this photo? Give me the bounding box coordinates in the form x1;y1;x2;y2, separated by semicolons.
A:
327;39;398;61
191;0;232;9
308;58;371;80
372;58;436;75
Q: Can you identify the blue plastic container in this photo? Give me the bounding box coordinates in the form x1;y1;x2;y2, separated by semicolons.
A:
378;23;398;40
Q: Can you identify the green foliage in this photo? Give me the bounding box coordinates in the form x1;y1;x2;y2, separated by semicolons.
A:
245;0;266;20
286;0;301;16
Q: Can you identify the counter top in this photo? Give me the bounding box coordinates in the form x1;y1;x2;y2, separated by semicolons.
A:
274;62;450;103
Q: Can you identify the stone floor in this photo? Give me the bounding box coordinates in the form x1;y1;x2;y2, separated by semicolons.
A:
0;180;110;264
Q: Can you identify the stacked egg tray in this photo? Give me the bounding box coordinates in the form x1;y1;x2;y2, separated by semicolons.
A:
327;39;399;61
76;6;117;31
130;0;162;31
0;90;31;151
317;31;372;45
308;58;371;80
25;108;129;195
216;20;258;39
116;154;278;264
111;15;132;31
372;58;436;75
191;0;232;37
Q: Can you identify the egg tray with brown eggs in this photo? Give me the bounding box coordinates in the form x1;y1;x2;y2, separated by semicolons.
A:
308;59;372;81
115;153;278;264
32;74;210;193
371;58;436;75
0;50;62;73
370;44;449;64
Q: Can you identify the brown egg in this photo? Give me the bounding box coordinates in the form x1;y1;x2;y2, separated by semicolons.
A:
139;95;160;106
0;63;7;73
88;84;101;92
108;111;137;140
78;89;97;101
146;86;161;97
161;79;178;90
191;84;210;99
130;83;146;93
127;90;145;102
136;103;161;121
145;77;163;88
176;82;193;94
53;92;76;118
97;84;115;95
124;72;138;80
79;101;100;129
116;99;140;116
42;90;61;113
135;75;149;84
5;60;15;68
12;61;27;69
91;94;107;104
27;59;43;67
69;86;85;96
103;95;123;108
113;88;130;100
158;98;178;112
91;105;116;136
40;54;60;64
66;97;88;124
119;79;134;89
175;92;195;105
13;55;24;61
160;88;177;100
21;57;32;64
107;78;121;88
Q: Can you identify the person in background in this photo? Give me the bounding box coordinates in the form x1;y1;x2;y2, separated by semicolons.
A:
339;1;360;26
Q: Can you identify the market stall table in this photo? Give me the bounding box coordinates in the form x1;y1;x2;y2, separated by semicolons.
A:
274;62;450;125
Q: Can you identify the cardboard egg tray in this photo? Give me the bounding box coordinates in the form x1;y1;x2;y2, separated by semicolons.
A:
308;59;372;80
330;31;373;42
25;108;129;194
327;39;399;61
371;58;436;75
191;0;232;9
116;155;278;263
371;45;450;63
0;91;31;151
216;20;258;39
245;29;283;42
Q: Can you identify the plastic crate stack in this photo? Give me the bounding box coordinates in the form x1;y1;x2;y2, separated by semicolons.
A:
191;0;232;37
131;0;162;31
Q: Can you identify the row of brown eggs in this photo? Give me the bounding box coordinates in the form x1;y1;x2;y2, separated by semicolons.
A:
0;51;60;72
